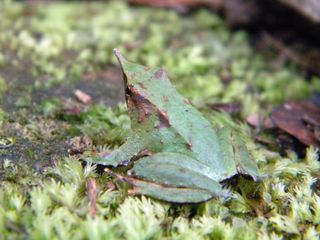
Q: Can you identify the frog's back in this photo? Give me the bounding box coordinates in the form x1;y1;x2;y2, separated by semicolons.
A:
135;68;229;180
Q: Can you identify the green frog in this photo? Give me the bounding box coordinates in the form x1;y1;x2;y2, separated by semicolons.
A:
89;49;259;203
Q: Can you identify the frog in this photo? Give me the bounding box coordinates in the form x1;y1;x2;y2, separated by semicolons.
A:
89;49;259;203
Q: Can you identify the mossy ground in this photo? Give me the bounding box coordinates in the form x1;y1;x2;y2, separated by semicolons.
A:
0;1;320;239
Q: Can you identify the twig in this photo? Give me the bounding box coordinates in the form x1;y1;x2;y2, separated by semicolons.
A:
86;178;97;217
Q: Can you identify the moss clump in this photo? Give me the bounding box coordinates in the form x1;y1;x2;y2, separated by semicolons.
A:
0;0;319;239
1;148;319;239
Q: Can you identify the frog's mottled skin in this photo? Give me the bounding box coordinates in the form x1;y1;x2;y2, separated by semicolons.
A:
92;49;259;203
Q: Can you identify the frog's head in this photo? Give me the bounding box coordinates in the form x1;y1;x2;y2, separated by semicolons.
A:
113;48;156;124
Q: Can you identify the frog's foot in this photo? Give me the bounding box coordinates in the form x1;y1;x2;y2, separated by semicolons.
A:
105;152;225;203
84;148;152;167
83;151;127;167
83;135;147;167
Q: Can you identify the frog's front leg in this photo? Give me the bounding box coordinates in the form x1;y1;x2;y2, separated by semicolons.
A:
88;135;147;167
107;152;224;203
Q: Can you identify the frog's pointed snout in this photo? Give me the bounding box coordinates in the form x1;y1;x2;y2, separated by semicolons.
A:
113;48;125;65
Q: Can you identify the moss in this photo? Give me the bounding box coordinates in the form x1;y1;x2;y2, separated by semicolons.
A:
0;0;319;239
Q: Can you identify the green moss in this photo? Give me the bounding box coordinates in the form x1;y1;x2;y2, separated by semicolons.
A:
0;0;319;239
65;103;130;146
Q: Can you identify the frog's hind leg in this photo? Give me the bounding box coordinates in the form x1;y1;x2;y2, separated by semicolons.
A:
105;168;219;203
106;152;224;203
